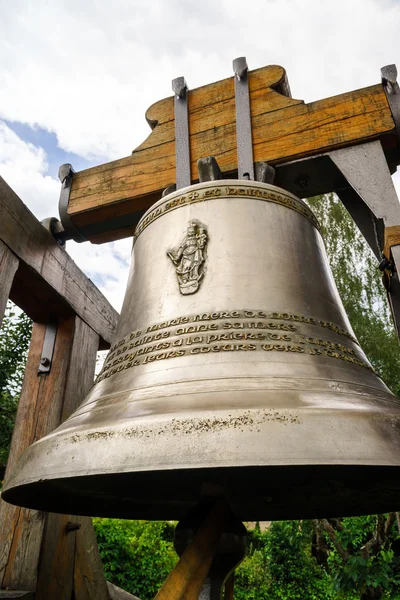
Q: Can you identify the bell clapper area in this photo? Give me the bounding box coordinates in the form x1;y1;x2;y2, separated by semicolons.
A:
155;492;247;600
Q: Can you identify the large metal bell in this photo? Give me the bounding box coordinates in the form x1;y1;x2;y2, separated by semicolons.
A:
3;180;400;520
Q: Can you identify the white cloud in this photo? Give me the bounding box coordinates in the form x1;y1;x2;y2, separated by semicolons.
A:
67;237;132;312
0;120;130;311
1;0;400;162
0;121;60;219
2;0;400;314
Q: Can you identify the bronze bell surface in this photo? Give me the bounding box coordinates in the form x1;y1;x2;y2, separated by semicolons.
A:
3;180;400;520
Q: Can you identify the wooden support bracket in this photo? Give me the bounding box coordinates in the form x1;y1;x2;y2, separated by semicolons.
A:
154;499;227;600
61;64;398;243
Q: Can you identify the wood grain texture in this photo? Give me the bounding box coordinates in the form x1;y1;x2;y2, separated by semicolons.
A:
0;241;19;327
35;317;108;600
73;516;110;600
65;65;396;243
0;320;75;589
0;318;108;598
35;513;77;600
155;500;226;600
0;176;118;346
0;593;35;599
224;573;235;600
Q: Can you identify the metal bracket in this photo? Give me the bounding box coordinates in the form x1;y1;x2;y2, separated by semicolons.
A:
381;64;400;141
197;156;222;182
38;323;57;375
255;162;276;184
58;164;87;243
275;139;400;337
41;217;67;248
233;57;254;181
172;77;191;190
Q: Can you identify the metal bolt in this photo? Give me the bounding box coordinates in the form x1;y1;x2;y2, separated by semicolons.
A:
379;257;394;272
40;357;50;367
66;521;81;533
294;174;310;190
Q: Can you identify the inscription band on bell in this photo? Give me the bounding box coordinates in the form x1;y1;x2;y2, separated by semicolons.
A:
134;183;320;241
95;309;372;384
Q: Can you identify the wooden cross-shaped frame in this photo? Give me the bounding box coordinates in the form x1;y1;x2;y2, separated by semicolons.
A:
56;60;400;338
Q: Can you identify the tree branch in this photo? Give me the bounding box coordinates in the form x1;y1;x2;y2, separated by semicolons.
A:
384;512;396;537
320;519;350;563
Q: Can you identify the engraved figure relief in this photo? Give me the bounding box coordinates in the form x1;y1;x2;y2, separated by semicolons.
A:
167;221;208;295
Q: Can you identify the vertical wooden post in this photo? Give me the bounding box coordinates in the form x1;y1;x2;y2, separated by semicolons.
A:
0;241;19;327
36;316;109;600
224;573;235;600
0;316;109;599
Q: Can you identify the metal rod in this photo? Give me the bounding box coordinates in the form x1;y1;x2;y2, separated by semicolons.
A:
233;57;254;180
172;77;191;190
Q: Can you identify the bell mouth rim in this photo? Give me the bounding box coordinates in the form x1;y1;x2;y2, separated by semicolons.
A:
134;179;319;241
4;464;400;522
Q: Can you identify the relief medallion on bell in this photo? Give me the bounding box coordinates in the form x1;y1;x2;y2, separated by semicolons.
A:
167;220;208;295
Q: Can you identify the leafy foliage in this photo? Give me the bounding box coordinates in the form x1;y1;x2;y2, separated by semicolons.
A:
235;521;336;600
0;301;32;477
317;514;400;600
93;518;177;600
307;194;400;395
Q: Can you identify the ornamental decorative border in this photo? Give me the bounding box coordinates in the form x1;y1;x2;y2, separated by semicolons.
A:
133;184;320;241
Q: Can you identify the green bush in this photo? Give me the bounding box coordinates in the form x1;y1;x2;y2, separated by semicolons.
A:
93;519;177;600
235;521;336;600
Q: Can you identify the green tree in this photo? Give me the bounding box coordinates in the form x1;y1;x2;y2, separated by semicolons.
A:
314;515;400;600
235;521;335;600
307;194;400;395
307;194;400;600
0;301;32;479
93;518;178;600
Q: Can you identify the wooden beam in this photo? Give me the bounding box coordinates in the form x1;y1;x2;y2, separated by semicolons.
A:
72;516;110;600
224;573;235;600
0;177;118;347
34;317;108;600
64;65;396;243
0;320;76;589
154;499;227;600
0;241;19;327
0;593;34;599
0;317;109;599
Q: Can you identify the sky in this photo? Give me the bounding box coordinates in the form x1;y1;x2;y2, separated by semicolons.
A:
1;0;400;312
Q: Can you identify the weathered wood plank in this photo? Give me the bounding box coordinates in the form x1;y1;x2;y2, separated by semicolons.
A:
35;514;76;600
155;500;226;600
0;319;76;589
0;592;35;599
65;63;396;243
61;316;99;422
1;317;109;597
35;317;108;600
224;573;235;600
0;323;47;587
73;516;109;600
0;241;19;327
0;177;118;346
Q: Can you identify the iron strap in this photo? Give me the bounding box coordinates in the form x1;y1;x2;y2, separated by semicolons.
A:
172;77;191;190
233;57;254;180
